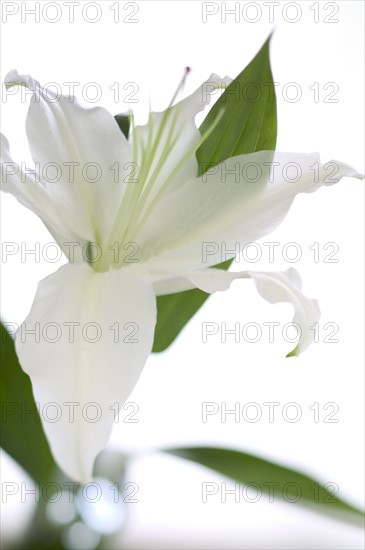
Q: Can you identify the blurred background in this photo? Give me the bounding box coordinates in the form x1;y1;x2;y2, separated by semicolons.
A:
1;1;364;548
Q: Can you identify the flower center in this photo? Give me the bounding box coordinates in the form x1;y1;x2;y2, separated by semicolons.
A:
94;70;223;272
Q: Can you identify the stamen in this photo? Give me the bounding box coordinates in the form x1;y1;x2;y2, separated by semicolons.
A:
102;112;139;257
104;68;195;267
127;108;225;243
169;66;192;108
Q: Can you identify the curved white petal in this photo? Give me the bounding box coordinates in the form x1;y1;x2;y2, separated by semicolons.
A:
5;70;133;244
153;267;320;356
1;133;89;261
130;74;231;206
138;151;362;270
15;263;156;482
1;134;70;237
246;268;320;356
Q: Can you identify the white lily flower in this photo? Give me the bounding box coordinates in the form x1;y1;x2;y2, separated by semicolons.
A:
1;70;361;482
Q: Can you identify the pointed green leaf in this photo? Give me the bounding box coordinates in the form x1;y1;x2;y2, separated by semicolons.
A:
153;289;209;353
153;36;277;353
0;322;55;484
114;113;130;139
165;447;364;523
196;34;277;173
152;260;230;352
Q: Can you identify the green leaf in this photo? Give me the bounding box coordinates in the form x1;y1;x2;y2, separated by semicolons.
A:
0;322;56;485
153;289;209;353
114;113;130;139
152;260;231;352
165;447;364;523
196;33;277;173
153;35;277;353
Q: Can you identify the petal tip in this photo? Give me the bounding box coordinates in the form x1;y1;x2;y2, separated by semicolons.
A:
4;69;37;90
286;344;300;358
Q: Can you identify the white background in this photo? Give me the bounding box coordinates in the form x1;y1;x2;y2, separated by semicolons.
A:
0;1;364;549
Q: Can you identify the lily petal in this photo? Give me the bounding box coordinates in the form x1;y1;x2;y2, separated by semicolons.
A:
4;70;133;244
156;267;319;356
138;151;362;270
15;263;156;482
1;133;89;261
1;134;69;237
